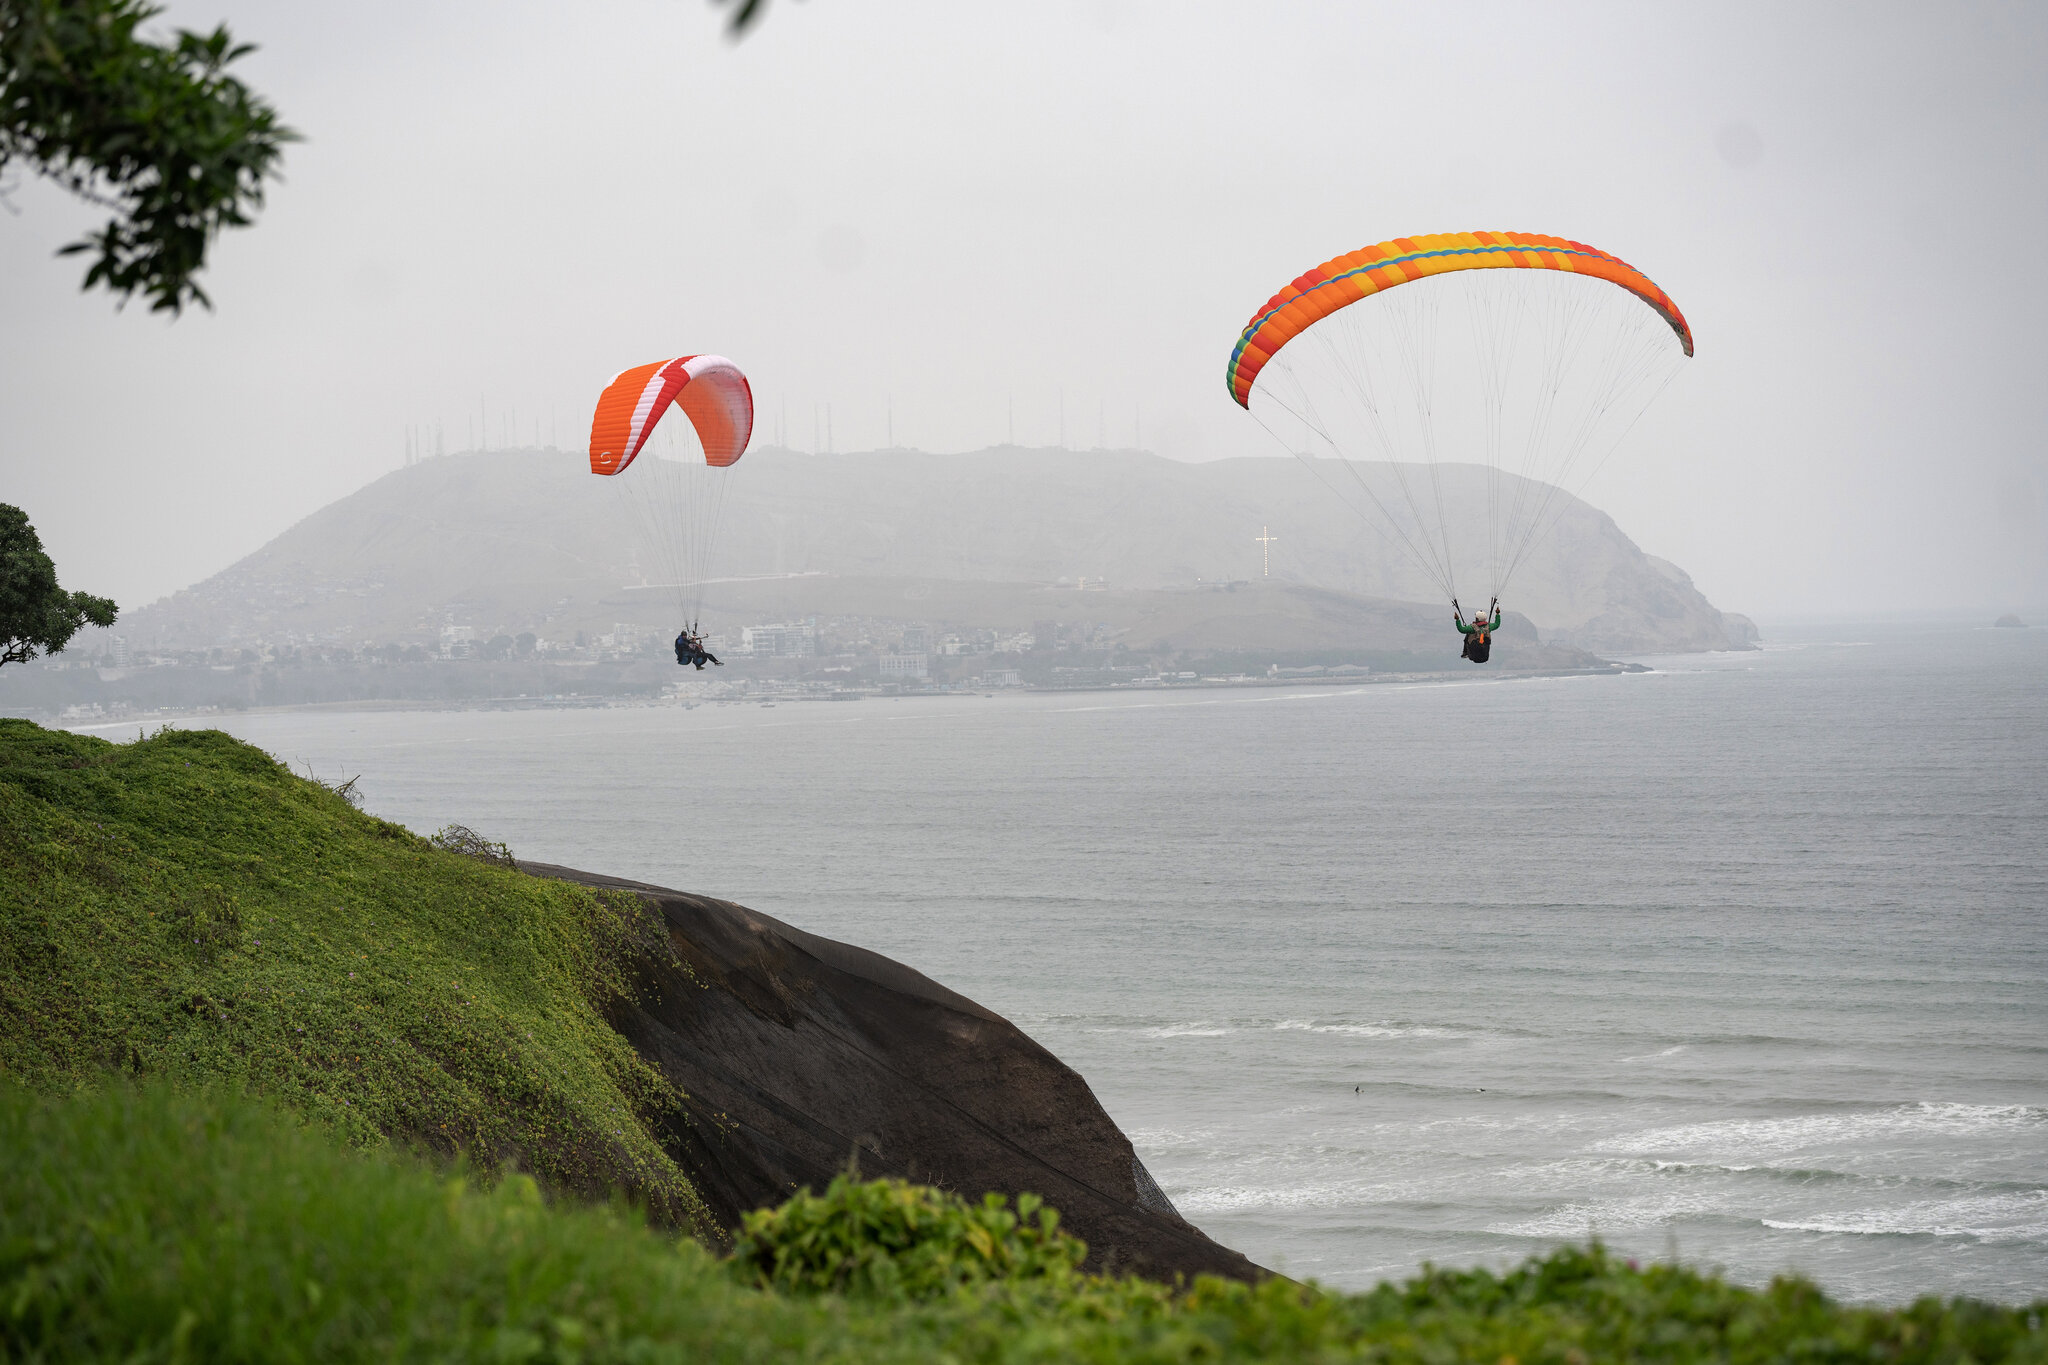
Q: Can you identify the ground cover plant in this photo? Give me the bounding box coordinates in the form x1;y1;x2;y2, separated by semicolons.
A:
0;717;709;1231
3;1083;2045;1364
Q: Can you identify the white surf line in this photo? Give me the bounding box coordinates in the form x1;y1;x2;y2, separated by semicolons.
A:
67;716;660;747
1050;688;1371;714
1048;674;1532;714
191;704;967;749
616;570;829;589
91;668;1569;743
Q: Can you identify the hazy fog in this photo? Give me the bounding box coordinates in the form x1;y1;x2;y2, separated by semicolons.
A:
3;0;2042;619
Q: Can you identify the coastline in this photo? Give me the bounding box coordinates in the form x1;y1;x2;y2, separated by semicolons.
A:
46;657;1662;732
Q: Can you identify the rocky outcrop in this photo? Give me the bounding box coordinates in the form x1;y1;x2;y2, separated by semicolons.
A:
523;862;1263;1284
1541;555;1755;654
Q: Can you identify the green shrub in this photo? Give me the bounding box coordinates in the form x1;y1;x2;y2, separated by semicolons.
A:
731;1174;1088;1301
2;1082;2045;1364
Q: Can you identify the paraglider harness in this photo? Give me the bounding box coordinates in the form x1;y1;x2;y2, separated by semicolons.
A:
675;624;721;671
1454;598;1500;665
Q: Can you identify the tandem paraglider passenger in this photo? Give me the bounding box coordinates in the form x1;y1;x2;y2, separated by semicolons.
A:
675;627;720;670
1454;598;1501;664
586;350;753;673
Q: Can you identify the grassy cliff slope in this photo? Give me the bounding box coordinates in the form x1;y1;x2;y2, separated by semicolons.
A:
0;717;710;1232
0;718;1259;1284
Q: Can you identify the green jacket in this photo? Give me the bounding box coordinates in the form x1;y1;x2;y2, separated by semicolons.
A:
1456;608;1502;636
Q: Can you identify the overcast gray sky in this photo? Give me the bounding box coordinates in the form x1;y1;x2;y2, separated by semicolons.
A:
3;0;2043;620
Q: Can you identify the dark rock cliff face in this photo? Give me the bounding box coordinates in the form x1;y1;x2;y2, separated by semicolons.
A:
524;862;1262;1284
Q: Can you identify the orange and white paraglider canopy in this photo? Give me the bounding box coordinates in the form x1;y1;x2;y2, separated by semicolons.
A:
588;354;753;475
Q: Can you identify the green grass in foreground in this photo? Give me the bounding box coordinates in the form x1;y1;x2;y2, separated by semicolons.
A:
3;1084;2043;1364
0;718;709;1232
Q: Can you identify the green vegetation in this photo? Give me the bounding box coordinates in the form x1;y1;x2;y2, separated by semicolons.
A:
0;717;710;1232
733;1175;1089;1300
0;505;117;670
4;1084;2044;1364
2;717;2043;1360
0;0;295;313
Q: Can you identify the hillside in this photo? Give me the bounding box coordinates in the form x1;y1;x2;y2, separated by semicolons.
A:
112;447;1751;656
0;719;1246;1279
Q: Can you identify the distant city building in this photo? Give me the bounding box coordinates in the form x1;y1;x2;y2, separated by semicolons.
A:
107;635;131;668
994;632;1035;654
439;624;476;658
742;621;817;658
878;652;928;680
982;667;1022;687
900;623;931;653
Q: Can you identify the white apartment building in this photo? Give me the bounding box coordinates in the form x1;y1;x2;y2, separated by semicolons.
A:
741;621;816;658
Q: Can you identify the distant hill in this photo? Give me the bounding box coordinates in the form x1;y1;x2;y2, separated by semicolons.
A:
115;447;1750;655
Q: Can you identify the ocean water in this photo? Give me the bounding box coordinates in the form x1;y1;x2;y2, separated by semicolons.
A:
110;621;2047;1303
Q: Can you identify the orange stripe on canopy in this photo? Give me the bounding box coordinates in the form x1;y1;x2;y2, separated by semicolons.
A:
1226;231;1691;408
